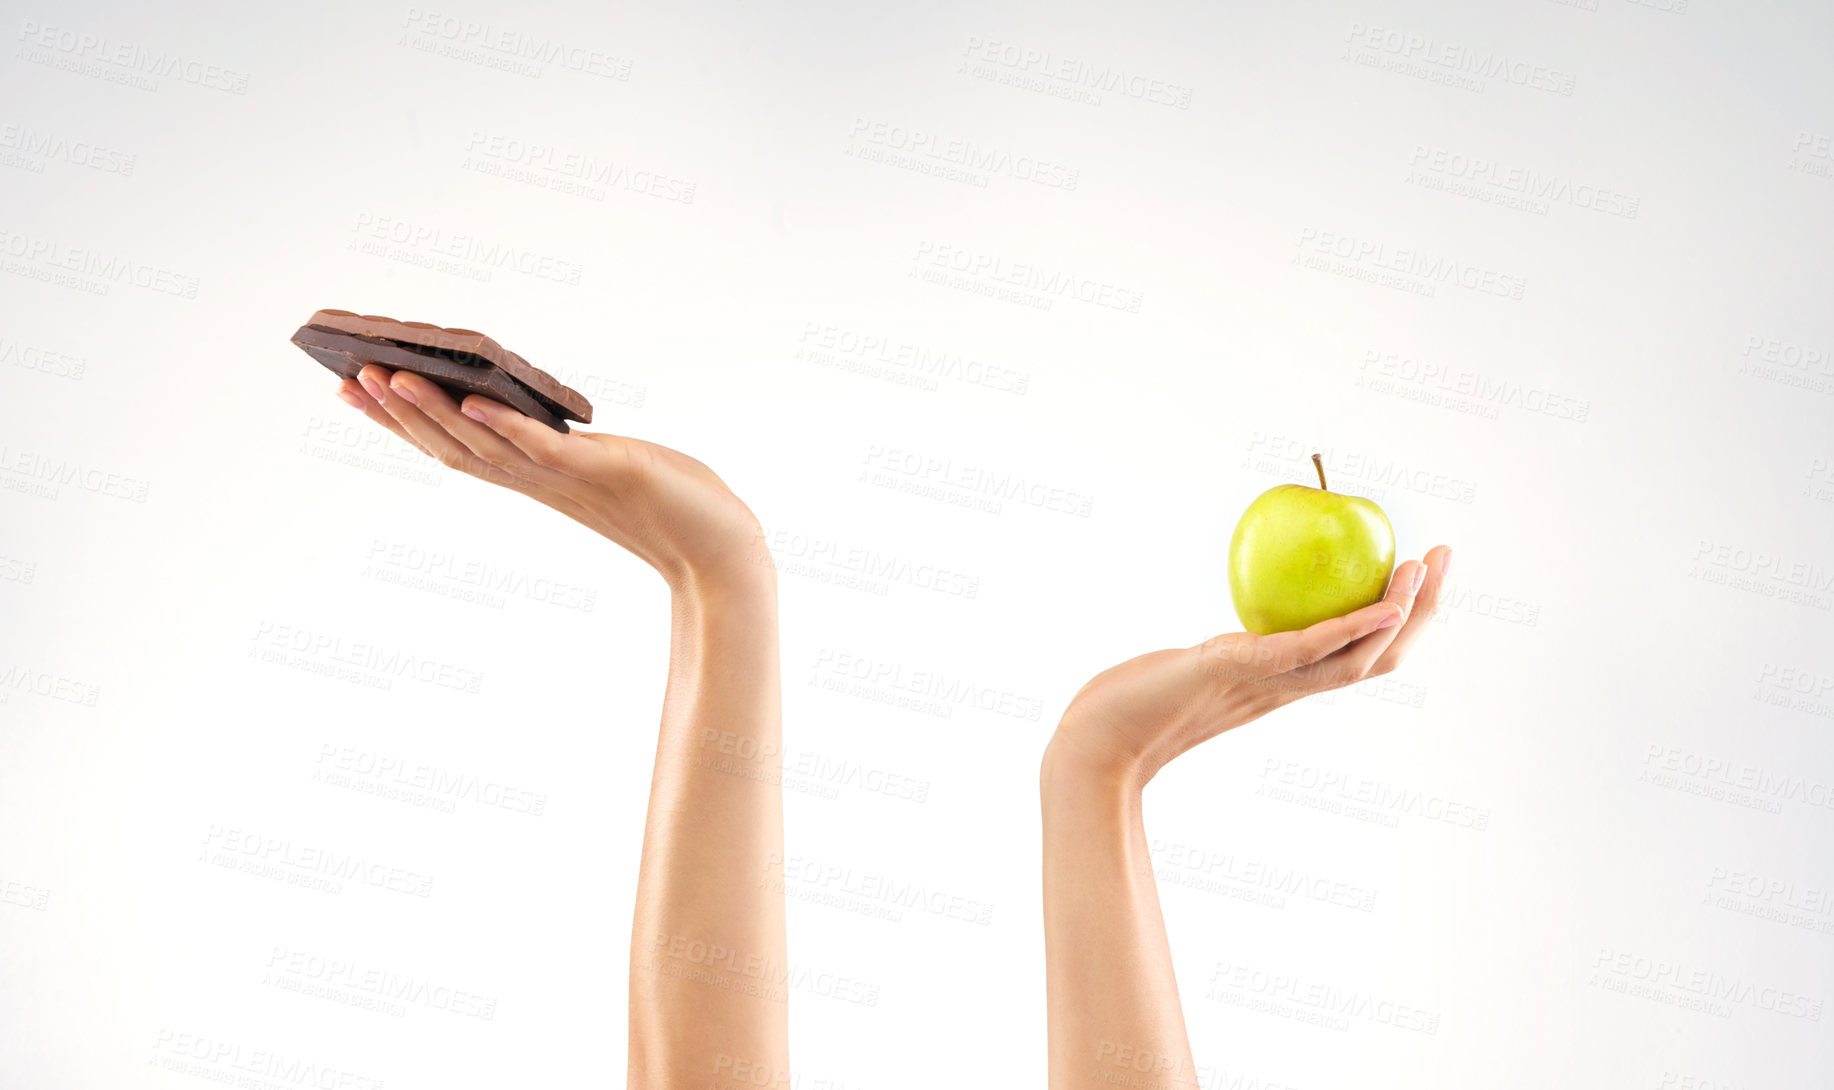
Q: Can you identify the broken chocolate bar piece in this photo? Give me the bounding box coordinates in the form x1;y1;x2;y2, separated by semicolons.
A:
305;309;591;424
291;324;571;433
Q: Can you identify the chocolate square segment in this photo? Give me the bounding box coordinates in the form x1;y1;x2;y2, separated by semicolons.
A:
304;309;592;425
291;324;571;433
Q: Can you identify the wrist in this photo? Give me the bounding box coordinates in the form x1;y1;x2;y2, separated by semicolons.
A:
667;569;778;650
672;558;777;612
655;512;779;603
1040;728;1148;805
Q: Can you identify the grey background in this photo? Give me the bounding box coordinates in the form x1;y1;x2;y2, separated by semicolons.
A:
2;0;1831;1086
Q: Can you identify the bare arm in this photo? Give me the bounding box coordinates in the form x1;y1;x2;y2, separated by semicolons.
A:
1042;745;1196;1089
630;577;788;1085
1041;547;1451;1089
338;364;790;1087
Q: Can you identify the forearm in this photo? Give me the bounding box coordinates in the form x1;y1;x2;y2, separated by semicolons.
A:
629;573;788;1087
1041;739;1197;1090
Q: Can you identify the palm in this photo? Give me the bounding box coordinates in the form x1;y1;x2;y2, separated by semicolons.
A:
339;365;764;590
1052;547;1451;784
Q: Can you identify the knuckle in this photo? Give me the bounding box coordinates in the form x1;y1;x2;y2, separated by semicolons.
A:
474;458;507;482
1202;637;1261;680
479;457;522;486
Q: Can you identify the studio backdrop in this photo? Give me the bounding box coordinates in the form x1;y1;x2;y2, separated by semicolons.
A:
3;1;1831;1086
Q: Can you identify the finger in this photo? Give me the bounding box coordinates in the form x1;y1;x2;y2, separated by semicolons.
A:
360;365;519;486
342;376;604;532
1294;558;1427;689
1242;597;1405;676
457;394;630;482
1369;545;1453;675
386;370;576;495
337;377;431;457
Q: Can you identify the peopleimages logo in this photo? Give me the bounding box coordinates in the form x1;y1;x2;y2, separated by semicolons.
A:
398;7;632;80
859;444;1094;517
1406;145;1639;218
1592;948;1824;1021
1257;758;1492;831
1357;349;1592;424
846;117;1080;190
796;321;1031;395
957;36;1192;108
15;19;251;93
315;744;548;816
768;851;995;926
265;946;496;1019
1207;961;1441;1034
463;130;695;203
0;228;199;298
0;443;150;502
1342;21;1575;96
911;240;1145;314
0;122;135;175
810;648;1044;721
149;1030;382;1090
1294;228;1527;300
202;825;435;896
1151;838;1379;912
349;213;584;286
755;526;982;599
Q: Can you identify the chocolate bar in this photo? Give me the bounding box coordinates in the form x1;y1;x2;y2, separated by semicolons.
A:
291;324;571;433
305;309;591;424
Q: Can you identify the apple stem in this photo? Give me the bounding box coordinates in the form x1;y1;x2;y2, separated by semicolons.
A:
1312;453;1328;491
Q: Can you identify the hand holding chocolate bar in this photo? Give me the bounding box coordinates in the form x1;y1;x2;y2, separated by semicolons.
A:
292;308;591;433
300;308;767;591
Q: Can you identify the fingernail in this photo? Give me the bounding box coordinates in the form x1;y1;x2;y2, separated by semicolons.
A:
1376;610;1402;630
358;373;385;401
462;405;489;425
337;388;365;410
1441;549;1455;580
1411;565;1425;592
391;380;419;406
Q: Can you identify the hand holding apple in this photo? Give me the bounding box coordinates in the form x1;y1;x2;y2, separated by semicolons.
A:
1045;544;1452;787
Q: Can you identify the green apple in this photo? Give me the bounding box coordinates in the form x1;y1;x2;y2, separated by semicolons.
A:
1229;454;1396;634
